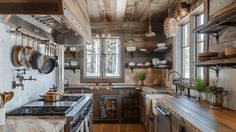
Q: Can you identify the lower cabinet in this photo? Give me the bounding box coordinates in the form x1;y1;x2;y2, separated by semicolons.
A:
172;115;194;132
67;88;141;123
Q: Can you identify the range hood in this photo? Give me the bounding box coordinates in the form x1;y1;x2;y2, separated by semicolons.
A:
0;0;92;44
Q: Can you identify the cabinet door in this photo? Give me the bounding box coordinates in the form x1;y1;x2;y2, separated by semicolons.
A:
172;115;195;132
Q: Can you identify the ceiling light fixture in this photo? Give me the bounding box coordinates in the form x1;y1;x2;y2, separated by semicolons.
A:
145;0;156;38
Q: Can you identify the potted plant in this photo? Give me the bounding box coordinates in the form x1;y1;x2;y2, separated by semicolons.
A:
194;78;207;102
138;72;146;86
206;85;227;109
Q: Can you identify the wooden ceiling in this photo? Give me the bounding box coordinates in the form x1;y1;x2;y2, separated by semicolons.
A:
87;0;179;22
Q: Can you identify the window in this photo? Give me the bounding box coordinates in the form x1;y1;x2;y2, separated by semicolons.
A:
182;23;190;79
83;37;122;82
195;14;204;79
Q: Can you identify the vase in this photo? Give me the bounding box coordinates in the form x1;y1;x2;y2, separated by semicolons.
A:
0;108;5;125
195;91;203;102
139;80;144;86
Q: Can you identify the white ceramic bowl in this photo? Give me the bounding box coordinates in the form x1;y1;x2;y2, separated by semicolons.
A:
159;60;167;64
157;43;166;48
137;63;144;66
145;62;151;66
152;58;159;65
70;60;78;66
128;62;136;67
70;47;77;52
126;46;137;52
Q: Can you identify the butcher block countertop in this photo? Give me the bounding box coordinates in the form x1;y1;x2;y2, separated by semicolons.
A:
0;116;67;132
158;95;236;132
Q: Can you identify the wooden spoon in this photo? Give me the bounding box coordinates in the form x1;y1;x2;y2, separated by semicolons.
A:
4;91;14;103
0;93;3;108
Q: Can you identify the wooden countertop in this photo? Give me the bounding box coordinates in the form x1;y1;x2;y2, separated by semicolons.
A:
158;95;236;132
0;116;67;132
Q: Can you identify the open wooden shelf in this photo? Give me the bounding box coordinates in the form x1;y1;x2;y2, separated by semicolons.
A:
194;58;236;67
127;47;169;58
194;58;236;77
125;64;172;73
193;7;236;42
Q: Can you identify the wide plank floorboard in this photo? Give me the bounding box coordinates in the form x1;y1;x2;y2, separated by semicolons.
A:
93;123;146;132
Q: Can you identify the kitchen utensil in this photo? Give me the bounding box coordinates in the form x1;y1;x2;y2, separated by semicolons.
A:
39;45;55;74
198;52;218;57
70;47;77;52
164;17;177;38
225;47;236;57
152;58;159;65
164;7;177;38
157;43;166;48
40;92;63;102
159;60;167;65
18;37;28;66
126;46;137;52
32;44;43;70
145;62;151;66
12;36;25;67
25;39;34;67
137;63;144;66
70;60;78;66
128;62;135;67
3;92;14;104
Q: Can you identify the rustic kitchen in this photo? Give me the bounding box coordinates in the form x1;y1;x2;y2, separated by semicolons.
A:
0;0;236;132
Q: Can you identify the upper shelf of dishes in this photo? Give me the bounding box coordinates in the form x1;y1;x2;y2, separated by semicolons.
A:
126;43;169;58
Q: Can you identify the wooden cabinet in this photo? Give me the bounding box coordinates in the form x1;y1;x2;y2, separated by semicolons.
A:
67;87;141;123
172;115;194;132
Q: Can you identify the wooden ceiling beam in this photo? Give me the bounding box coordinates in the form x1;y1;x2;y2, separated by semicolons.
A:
87;0;100;21
116;0;127;21
96;0;106;21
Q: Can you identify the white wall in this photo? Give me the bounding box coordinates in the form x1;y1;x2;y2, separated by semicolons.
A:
0;22;56;112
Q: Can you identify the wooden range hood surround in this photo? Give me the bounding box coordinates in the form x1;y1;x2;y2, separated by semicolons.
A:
0;0;91;42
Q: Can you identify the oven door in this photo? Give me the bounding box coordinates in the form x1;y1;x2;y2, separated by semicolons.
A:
76;121;84;132
84;110;93;132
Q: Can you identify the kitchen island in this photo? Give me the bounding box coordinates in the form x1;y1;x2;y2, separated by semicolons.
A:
0;116;67;132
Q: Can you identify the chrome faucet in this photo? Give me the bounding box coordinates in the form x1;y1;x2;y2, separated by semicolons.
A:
168;71;183;94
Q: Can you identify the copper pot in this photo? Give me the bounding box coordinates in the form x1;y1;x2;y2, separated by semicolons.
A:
40;92;63;102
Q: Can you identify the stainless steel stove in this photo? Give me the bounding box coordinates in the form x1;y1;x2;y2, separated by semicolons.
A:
6;94;93;132
7;106;72;116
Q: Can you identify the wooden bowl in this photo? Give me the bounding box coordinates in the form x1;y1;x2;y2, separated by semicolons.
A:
225;47;236;57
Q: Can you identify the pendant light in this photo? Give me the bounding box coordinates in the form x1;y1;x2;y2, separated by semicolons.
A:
145;0;156;38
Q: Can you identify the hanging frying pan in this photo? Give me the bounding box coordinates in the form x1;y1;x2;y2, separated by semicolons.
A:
25;38;35;67
12;35;22;67
12;36;25;67
163;8;177;38
18;37;29;66
32;44;44;70
39;45;55;74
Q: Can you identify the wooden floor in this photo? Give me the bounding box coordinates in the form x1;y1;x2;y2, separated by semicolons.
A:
93;123;146;132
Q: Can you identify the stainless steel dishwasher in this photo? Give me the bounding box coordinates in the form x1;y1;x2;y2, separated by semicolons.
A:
155;104;171;132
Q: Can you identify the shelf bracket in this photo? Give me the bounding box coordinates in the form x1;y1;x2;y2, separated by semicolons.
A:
209;32;219;43
209;65;222;77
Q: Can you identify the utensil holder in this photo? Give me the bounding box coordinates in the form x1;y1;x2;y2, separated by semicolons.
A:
0;108;5;125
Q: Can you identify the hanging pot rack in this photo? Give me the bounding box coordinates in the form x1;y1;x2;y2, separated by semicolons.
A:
9;26;55;45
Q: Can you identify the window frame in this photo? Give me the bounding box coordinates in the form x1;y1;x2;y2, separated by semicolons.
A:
174;4;205;83
194;13;205;79
181;23;191;80
80;37;124;83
